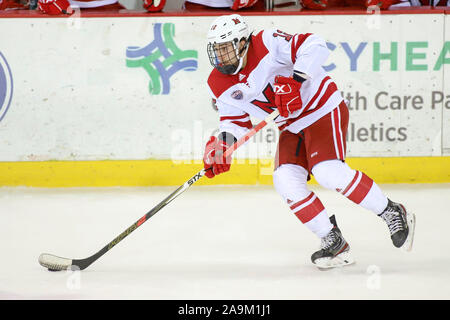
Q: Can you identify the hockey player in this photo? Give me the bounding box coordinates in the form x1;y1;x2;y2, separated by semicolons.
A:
183;0;259;11
203;14;416;269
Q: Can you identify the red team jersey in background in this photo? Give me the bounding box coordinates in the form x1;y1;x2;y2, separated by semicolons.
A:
207;29;344;141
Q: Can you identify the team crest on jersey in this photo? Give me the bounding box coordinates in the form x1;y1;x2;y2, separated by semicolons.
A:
0;51;13;123
231;90;243;100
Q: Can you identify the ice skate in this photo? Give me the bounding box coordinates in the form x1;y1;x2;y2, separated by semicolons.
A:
379;199;415;251
311;215;355;270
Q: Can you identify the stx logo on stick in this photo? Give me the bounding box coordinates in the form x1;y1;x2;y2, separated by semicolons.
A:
188;172;202;186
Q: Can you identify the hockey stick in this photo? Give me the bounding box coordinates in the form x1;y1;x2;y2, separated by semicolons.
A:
38;110;280;271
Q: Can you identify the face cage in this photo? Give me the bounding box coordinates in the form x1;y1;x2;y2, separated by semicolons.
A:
207;40;241;75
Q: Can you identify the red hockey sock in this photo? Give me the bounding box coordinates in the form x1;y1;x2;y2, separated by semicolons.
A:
341;171;388;215
289;192;333;238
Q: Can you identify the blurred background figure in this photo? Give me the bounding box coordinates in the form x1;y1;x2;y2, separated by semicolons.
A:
0;0;29;10
183;0;259;10
365;0;449;9
35;0;165;14
299;0;328;9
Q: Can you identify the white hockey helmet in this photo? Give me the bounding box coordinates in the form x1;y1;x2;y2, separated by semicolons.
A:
207;14;252;75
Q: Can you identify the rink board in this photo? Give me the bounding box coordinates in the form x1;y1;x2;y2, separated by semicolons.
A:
0;157;448;187
443;14;450;155
0;15;449;186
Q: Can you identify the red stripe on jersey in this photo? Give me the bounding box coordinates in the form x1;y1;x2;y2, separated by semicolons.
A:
332;108;344;160
277;98;328;131
220;114;250;121
239;31;269;76
291;33;312;64
303;76;331;111
231;120;253;129
292;195;325;223
277;120;293;131
277;78;338;131
346;172;374;204
289;192;314;210
311;81;338;113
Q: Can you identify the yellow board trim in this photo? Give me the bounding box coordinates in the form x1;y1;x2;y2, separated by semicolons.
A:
0;157;449;187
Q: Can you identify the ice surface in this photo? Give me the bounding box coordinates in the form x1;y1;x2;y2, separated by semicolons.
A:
0;183;449;299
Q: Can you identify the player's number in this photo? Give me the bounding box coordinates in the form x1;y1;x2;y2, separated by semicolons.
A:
273;30;293;42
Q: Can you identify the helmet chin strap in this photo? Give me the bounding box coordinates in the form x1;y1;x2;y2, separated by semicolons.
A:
230;34;252;76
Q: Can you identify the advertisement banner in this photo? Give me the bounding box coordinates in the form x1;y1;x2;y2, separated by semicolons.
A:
0;15;448;162
443;14;450;156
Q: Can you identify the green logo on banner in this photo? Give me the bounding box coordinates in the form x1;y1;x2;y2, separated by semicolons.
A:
126;23;198;95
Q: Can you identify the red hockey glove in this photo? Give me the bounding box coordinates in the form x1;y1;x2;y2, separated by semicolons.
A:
300;0;328;9
38;0;72;14
274;75;303;118
231;0;258;10
203;136;232;179
143;0;165;12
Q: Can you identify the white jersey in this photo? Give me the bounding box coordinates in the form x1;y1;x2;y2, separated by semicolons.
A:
207;29;344;140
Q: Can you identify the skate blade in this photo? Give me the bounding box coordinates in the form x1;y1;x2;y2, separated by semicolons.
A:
401;211;416;252
313;251;355;270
